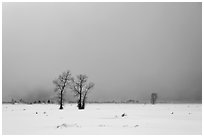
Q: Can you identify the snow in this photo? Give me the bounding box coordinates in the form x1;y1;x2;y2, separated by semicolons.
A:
2;103;202;135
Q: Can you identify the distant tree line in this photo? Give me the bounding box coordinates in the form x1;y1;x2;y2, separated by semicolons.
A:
8;94;158;105
7;93;158;106
9;98;55;104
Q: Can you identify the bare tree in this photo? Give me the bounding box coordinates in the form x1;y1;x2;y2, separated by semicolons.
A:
47;100;51;104
151;93;158;104
70;74;94;109
53;70;72;109
11;98;15;104
82;82;95;109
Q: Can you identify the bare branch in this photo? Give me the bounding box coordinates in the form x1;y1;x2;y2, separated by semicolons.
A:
87;82;95;90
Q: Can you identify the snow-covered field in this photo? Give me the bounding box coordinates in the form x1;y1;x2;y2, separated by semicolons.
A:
2;103;202;135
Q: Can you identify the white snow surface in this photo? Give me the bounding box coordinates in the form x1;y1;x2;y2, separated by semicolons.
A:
2;103;202;135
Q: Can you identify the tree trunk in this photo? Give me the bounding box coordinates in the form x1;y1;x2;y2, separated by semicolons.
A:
81;92;87;109
59;91;63;109
79;94;82;109
82;98;85;109
78;85;83;109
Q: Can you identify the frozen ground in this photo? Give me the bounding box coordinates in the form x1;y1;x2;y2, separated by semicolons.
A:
2;103;202;135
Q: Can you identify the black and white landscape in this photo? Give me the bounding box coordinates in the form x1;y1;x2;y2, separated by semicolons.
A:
2;2;202;135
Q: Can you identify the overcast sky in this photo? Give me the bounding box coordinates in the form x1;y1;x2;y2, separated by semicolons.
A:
3;2;202;103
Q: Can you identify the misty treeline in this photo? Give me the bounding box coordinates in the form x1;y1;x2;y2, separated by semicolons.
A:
53;70;95;110
10;98;52;104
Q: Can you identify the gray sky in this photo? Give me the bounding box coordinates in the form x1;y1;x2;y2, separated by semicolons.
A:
3;2;202;103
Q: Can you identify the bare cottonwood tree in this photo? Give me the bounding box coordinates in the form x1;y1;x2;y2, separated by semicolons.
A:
151;93;158;104
70;74;94;109
82;82;95;108
53;70;72;109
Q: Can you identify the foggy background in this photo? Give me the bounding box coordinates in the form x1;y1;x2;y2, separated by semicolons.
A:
2;2;202;103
